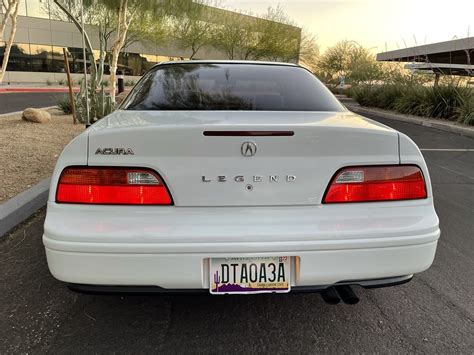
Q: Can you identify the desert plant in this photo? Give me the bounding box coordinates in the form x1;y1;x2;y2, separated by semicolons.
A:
457;94;474;126
56;94;72;114
351;81;473;125
53;0;116;124
392;84;432;117
431;84;471;119
74;79;113;124
101;79;110;87
350;84;393;108
125;79;136;86
46;79;53;86
57;78;66;85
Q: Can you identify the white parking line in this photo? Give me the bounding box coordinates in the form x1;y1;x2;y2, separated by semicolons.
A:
420;149;474;152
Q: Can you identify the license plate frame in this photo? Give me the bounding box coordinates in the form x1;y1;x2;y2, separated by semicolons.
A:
209;256;291;295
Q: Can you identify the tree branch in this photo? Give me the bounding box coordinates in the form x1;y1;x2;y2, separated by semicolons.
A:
52;0;94;55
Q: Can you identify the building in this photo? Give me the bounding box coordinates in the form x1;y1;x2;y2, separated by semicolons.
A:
0;0;301;84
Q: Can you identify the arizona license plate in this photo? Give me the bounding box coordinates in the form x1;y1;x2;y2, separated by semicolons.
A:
210;256;291;294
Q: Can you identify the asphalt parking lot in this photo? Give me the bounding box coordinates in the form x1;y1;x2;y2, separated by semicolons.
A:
1;113;473;353
0;92;64;114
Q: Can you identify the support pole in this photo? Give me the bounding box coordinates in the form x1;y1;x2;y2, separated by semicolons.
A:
117;70;124;94
434;73;440;88
80;0;90;126
62;48;76;124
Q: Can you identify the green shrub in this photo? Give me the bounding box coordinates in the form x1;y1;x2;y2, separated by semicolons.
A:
430;84;468;119
457;95;474;126
46;79;53;86
351;84;391;108
57;78;66;86
101;80;109;87
351;82;473;125
57;95;72;114
393;85;432;117
125;79;136;87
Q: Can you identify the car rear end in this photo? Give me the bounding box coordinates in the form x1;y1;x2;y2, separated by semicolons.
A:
43;62;440;296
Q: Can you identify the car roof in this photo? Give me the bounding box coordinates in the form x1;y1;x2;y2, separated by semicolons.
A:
151;60;299;69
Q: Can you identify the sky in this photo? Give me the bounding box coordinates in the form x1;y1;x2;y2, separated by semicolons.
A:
220;0;474;53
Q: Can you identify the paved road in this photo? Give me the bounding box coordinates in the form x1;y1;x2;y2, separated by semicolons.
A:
0;92;65;114
1;114;473;353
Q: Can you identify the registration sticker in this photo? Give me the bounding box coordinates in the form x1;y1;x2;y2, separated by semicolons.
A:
210;256;291;294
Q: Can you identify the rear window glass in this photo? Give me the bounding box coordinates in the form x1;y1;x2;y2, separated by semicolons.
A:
122;63;344;111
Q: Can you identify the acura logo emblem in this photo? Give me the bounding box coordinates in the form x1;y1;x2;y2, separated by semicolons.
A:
241;142;257;157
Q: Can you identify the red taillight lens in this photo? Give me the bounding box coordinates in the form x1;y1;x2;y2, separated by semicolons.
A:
56;167;172;205
323;165;427;203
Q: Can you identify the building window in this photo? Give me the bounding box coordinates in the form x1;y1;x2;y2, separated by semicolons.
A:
4;43;31;71
29;44;53;72
51;46;67;72
66;47;88;74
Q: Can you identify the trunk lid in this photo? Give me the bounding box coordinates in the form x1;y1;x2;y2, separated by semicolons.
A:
87;110;399;206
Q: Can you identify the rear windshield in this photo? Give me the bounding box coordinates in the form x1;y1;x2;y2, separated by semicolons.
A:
122;63;344;111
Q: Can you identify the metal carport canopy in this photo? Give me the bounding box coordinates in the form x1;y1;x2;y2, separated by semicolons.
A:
376;37;473;65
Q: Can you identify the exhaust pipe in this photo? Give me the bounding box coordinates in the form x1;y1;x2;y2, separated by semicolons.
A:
321;287;341;304
335;285;359;305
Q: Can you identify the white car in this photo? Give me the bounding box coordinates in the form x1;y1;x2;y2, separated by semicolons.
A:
43;61;440;303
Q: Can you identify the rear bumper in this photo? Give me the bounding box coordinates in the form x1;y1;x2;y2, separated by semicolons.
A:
67;275;414;295
44;241;437;288
43;200;440;289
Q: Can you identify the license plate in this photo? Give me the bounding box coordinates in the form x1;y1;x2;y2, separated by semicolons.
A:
210;256;291;294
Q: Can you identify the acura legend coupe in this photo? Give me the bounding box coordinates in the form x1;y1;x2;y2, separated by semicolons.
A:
43;61;440;303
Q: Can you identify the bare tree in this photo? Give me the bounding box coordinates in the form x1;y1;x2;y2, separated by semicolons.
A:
0;0;20;83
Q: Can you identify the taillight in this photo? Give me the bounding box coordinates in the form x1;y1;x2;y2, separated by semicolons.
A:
323;165;427;203
56;167;172;205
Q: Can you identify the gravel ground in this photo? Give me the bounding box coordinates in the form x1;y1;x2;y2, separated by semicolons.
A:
0;108;84;202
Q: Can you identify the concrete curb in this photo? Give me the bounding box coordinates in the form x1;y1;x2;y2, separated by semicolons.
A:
347;104;474;139
0;178;50;237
